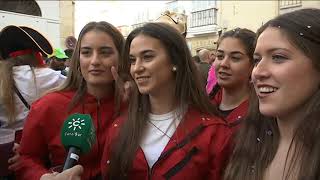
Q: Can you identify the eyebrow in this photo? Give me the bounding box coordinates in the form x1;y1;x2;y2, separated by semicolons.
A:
217;49;245;55
268;48;291;53
254;47;292;55
130;49;154;56
80;47;91;50
80;46;113;50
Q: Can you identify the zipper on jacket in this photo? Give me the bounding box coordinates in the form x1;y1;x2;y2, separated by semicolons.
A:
96;98;101;129
143;152;152;180
146;124;205;179
96;98;101;135
139;149;153;180
147;148;175;179
146;145;173;180
96;98;101;170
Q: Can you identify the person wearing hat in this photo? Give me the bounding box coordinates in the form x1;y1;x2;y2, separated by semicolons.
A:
63;48;74;72
0;25;66;176
155;10;187;37
48;48;69;76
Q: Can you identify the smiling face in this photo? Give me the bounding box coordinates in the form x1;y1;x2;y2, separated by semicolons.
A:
252;27;320;119
80;30;118;90
213;37;253;89
129;34;176;96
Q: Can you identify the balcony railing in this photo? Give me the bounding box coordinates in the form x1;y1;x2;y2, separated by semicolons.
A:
189;7;217;28
279;0;302;9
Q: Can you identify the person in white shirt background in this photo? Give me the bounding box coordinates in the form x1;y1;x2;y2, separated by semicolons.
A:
0;25;66;173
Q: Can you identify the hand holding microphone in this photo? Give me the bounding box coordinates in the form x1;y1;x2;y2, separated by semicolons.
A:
40;165;83;180
60;113;96;171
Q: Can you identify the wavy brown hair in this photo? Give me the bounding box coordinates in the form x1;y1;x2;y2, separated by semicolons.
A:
108;22;220;179
54;21;125;111
224;8;320;180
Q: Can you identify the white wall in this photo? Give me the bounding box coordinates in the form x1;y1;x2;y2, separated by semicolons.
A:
37;1;60;20
0;1;61;49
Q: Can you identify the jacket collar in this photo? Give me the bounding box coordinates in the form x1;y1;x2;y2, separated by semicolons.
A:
57;90;114;104
135;106;227;167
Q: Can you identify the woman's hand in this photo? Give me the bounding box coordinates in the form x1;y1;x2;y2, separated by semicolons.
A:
40;165;83;180
8;143;20;170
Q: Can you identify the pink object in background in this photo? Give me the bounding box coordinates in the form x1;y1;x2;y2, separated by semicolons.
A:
206;65;217;94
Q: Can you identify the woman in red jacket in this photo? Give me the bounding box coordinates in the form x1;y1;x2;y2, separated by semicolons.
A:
16;21;125;180
209;28;256;129
101;23;233;180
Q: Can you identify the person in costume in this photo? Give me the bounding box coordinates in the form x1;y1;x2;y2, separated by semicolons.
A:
155;10;187;37
15;21;125;180
0;25;66;175
0;26;66;133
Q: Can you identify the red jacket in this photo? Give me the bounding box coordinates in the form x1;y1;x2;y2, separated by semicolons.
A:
16;91;116;180
101;107;233;180
212;89;249;129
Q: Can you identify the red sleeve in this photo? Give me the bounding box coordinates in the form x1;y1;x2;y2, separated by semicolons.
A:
208;125;233;180
15;102;50;179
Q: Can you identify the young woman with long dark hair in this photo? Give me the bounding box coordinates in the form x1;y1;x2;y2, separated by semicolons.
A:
225;8;320;180
103;23;233;180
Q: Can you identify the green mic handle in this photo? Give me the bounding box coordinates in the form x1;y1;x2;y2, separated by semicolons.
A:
61;113;96;171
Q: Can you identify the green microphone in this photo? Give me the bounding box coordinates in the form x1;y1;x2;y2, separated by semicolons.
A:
61;113;96;171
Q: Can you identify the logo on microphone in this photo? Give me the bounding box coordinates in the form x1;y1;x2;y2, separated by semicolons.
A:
68;118;86;131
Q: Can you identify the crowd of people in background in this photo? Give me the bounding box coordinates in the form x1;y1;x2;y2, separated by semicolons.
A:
0;7;320;180
46;48;74;76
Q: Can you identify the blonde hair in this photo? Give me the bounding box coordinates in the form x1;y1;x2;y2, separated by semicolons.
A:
0;54;37;125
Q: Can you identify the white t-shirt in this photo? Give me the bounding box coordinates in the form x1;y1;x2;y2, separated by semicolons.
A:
140;106;186;168
0;65;66;130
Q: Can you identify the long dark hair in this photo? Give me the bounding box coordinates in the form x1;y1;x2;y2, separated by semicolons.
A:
224;8;320;180
209;27;256;98
55;21;124;112
108;22;219;179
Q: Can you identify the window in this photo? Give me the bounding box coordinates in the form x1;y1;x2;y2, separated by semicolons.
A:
0;0;42;16
279;0;302;9
192;0;216;11
190;8;217;27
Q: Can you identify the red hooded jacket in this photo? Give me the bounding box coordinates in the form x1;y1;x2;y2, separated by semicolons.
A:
212;89;249;129
16;90;116;180
101;107;233;180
